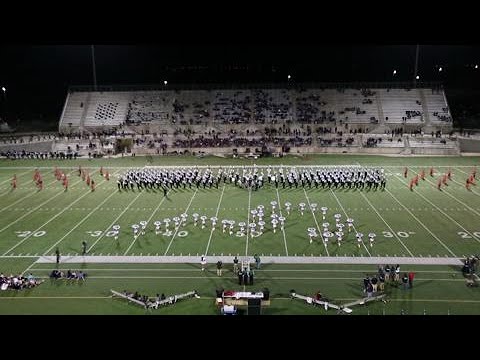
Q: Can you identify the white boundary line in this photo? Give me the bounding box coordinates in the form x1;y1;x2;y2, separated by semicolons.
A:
0;175;84;236
384;187;457;257
203;185;225;256
20;260;38;276
123;189;171;255
163;188;199;255
329;189;372;256
86;191;144;253
275;188;289;256
4;173;114;255
358;191;414;256
245;188;252;256
19;275;469;281
303;188;329;256
28;268;459;273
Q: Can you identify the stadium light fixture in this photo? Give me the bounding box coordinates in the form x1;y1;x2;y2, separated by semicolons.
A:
438;67;443;72
164;80;168;85
287;75;291;80
1;87;5;92
475;65;478;69
393;70;397;75
416;75;420;80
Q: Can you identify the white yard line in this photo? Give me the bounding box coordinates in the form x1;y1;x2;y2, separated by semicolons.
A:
384;187;457;257
245;188;252;256
161;189;199;255
203;185;226;255
86;192;144;253
420;175;480;218
0;170;75;213
124;189;173;255
449;177;480;197
329;189;371;256
4;173;114;255
303;188;330;256
358;191;414;256
275;188;289;256
0;175;84;236
43;189;119;255
20;259;38;276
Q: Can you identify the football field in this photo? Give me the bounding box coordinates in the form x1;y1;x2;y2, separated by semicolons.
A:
0;154;479;314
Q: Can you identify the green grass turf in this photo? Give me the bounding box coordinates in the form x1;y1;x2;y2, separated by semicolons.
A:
0;154;479;314
0;262;477;315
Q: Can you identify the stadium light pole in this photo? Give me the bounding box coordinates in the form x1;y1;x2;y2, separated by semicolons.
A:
413;44;420;87
1;86;6;122
91;45;98;91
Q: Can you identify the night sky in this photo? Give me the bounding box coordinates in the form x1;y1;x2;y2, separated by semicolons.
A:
1;45;479;128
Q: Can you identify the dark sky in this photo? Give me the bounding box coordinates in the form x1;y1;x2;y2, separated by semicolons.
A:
0;45;479;125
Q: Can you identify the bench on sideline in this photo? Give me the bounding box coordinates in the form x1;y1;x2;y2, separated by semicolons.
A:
111;289;199;309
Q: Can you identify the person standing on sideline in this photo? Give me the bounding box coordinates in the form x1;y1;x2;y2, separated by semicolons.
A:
11;174;17;190
200;255;207;271
82;241;87;255
402;273;408;290
254;254;261;269
408;272;415;288
216;260;223;276
163;187;168;197
233;256;239;274
55;248;61;264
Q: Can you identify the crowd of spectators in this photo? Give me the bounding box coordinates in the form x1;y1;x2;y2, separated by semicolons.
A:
0;272;44;290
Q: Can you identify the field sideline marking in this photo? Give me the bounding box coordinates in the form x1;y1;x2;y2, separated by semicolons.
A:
275;188;289;256
358;191;414;256
0;169;76;213
303;188;329;256
163;188;199;255
329;189;372;256
0;173;84;237
124;189;173;255
384;188;457;257
245;188;252;256
28;268;460;273
3;172;116;255
86;191;144;253
23;275;469;282
1;297;479;304
203;185;225;256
